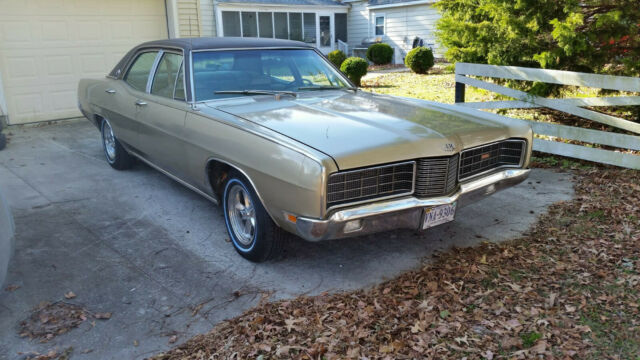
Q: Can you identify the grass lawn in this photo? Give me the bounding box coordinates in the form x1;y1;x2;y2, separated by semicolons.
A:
360;66;638;130
361;65;493;104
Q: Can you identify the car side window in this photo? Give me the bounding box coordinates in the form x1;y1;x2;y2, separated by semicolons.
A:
124;52;158;92
174;65;185;101
151;52;184;100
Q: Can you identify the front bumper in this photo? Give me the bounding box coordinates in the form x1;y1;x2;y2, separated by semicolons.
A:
295;168;530;242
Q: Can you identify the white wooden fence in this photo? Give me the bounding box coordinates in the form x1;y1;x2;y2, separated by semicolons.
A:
454;63;640;170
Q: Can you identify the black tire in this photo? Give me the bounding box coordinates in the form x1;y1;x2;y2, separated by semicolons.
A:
222;172;287;262
0;133;6;151
100;118;134;170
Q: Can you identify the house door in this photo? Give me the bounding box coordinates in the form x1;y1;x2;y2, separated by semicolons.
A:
317;14;334;54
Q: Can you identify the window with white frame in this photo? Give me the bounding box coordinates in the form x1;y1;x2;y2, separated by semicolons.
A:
374;15;385;36
220;10;322;43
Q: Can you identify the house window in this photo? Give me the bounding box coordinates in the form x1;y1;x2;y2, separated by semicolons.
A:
375;15;385;36
274;12;288;39
288;13;303;41
220;10;319;43
241;12;258;38
258;12;273;38
335;13;347;43
222;11;241;37
303;13;316;44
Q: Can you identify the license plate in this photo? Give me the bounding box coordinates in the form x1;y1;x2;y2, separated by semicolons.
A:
422;203;456;229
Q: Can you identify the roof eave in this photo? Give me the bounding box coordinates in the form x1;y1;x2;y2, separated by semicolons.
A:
367;0;436;10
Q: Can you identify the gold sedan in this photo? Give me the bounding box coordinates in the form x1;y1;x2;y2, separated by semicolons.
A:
78;38;532;262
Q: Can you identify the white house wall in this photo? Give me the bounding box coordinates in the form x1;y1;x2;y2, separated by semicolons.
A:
346;1;370;48
370;3;442;63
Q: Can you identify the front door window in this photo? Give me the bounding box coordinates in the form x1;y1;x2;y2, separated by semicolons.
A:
319;16;331;47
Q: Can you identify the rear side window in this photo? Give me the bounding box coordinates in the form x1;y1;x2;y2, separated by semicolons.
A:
151;52;184;100
124;52;158;91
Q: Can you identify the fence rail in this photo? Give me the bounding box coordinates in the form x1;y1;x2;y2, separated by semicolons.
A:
454;63;640;169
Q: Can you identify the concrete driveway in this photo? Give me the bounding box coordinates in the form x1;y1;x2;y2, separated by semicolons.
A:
0;120;574;359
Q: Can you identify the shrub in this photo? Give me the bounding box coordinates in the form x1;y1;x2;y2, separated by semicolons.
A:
340;57;368;86
436;0;640;77
327;50;346;68
404;47;435;74
366;43;393;65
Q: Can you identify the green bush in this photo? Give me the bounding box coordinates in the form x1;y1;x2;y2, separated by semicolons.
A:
340;57;368;86
327;50;346;68
404;47;435;74
436;0;640;77
366;43;393;65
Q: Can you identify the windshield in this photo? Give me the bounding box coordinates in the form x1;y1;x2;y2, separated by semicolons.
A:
192;49;351;101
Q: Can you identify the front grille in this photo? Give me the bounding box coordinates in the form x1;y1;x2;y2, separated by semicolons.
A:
415;154;459;197
459;139;526;180
327;161;415;207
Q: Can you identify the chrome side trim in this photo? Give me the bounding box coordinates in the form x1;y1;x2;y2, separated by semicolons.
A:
129;151;219;205
146;50;164;93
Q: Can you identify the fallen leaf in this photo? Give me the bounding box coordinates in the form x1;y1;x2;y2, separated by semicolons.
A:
530;340;547;354
94;312;112;320
4;284;20;292
64;291;76;299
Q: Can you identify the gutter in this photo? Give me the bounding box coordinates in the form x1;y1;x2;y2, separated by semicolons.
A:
368;0;436;9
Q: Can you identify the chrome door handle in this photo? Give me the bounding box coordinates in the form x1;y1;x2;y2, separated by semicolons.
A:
105;89;116;94
135;100;147;107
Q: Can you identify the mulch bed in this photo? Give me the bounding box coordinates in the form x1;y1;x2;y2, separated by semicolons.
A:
153;167;639;359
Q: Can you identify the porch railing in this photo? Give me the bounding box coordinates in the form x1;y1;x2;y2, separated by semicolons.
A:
337;40;349;56
453;63;640;170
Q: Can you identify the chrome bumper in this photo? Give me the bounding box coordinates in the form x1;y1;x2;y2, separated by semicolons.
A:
296;168;530;242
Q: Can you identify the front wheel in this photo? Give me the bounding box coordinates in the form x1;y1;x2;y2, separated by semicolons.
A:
223;174;287;262
101;118;134;170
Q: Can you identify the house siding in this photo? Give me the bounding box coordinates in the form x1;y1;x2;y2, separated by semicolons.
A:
200;0;217;37
178;0;201;37
347;1;370;49
370;3;442;63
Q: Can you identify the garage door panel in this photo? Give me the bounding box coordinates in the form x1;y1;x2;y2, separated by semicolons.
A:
0;0;168;124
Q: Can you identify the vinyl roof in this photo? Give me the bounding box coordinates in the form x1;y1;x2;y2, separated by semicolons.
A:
137;37;314;51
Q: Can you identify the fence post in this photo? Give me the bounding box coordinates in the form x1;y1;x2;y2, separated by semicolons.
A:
455;81;466;103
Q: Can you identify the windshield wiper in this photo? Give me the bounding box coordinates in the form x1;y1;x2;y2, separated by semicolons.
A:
214;90;297;98
298;86;357;91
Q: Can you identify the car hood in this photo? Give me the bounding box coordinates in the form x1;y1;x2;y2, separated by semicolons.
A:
208;91;518;170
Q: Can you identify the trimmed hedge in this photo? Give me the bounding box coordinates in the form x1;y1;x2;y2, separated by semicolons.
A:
404;46;434;74
366;43;393;65
340;57;368;86
327;50;347;68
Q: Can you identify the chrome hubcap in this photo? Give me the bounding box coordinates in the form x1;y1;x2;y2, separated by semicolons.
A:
102;121;116;162
227;184;256;247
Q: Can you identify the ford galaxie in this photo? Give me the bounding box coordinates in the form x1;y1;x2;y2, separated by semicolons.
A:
78;38;532;262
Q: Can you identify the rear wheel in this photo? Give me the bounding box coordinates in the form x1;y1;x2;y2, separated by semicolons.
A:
223;173;287;262
101;118;134;170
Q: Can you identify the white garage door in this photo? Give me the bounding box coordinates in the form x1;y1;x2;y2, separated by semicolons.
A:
0;0;168;124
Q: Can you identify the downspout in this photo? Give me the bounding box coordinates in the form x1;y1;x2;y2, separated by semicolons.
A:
165;0;180;38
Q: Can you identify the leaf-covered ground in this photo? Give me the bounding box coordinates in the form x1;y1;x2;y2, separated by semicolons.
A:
153;165;640;359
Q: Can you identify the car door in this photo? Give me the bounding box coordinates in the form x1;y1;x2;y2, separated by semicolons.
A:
107;51;159;149
134;50;190;179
